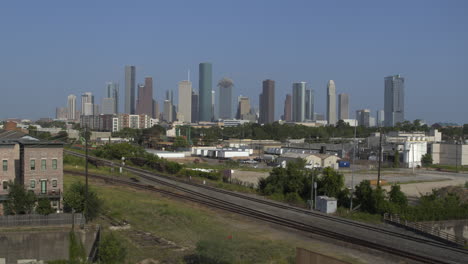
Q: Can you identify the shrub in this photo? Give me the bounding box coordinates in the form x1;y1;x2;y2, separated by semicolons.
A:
99;232;127;264
63;181;102;221
36;198;55;215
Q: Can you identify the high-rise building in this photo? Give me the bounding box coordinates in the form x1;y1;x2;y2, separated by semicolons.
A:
384;75;405;127
283;94;292;121
191;91;199;123
356;109;371;127
305;89;314;120
101;98;116;115
67;94;77;120
259;79;275;124
153;100;159;120
218;78;234;120
212;91;216;120
106;82;119;114
93;104;100;116
327;80;337;125
55;107;68;120
199;62;213;121
338;93;349;120
163;100;173;122
125;65;136;114
376;110;385;127
81;92;94;116
236;96;251;120
178;80;192;123
292;82;306;122
136;77;154;117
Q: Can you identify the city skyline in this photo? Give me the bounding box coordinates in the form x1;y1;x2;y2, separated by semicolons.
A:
0;1;467;124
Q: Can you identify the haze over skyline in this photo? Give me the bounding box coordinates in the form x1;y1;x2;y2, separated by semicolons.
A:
0;0;467;124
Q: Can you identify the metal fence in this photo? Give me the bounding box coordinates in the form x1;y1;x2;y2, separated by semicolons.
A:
384;213;467;247
0;213;85;227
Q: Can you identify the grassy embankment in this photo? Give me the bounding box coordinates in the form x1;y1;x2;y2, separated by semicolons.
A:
65;174;365;264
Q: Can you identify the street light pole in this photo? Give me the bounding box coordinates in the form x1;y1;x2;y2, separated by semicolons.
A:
350;124;357;211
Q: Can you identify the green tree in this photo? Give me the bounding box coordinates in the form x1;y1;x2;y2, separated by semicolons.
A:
98;232;127;264
173;136;189;149
388;184;408;208
421;153;433;167
36;198;55;215
393;150;400;168
354;180;374;213
63;181;102;221
3;181;37;215
317;167;344;198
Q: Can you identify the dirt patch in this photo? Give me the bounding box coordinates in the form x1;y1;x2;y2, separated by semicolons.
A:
127;230;190;251
231;170;269;187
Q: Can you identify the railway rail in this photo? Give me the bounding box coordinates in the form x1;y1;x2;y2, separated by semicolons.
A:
65;150;468;263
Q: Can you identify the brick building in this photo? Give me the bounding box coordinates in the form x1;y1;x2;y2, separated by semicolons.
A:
0;133;63;213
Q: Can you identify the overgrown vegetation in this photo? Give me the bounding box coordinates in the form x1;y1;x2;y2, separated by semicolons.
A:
63;181;102;221
93;142;183;174
98;232;127;264
3;181;37;215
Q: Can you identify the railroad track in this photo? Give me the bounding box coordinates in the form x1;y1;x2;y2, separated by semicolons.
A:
65;150;468;263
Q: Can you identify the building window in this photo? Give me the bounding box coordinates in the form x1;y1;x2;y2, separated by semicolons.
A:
52;180;57;188
52;159;58;170
2;160;7;171
41;159;47;170
2;181;7;190
30;180;36;189
40;180;47;194
30;160;36;171
52;200;58;207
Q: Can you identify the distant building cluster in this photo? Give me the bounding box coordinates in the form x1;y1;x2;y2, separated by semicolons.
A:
55;62;405;129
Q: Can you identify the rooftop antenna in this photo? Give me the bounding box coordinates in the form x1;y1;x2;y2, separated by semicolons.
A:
188;69;190;82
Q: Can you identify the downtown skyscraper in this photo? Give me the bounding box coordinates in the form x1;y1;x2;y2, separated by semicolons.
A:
292;82;306;122
67;94;77;120
327;80;337;125
338;93;349;120
136;77;154;117
105;81;119;114
198;62;213;122
125;65;136;114
81;92;94;116
384;75;405;127
218;78;234;120
283;94;292;122
259;79;275;124
305;89;314;120
178;80;192;123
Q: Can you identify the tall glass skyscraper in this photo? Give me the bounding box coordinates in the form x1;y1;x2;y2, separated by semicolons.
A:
292;82;306;122
198;62;213;121
125;65;136;114
305;89;314;120
384;75;405;127
327;80;337;125
106;82;119;114
218;77;234;120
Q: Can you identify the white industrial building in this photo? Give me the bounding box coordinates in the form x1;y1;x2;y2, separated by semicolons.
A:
145;149;187;159
191;147;253;159
403;140;427;168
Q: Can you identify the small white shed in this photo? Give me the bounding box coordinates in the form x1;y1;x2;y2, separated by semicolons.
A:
316;196;337;214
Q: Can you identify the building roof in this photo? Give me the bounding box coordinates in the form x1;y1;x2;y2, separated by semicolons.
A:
0;129;29;139
279;152;339;160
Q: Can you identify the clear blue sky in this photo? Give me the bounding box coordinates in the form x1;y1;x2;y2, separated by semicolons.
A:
0;0;467;124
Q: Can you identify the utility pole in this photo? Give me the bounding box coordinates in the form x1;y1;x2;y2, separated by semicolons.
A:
377;129;383;187
350;124;357;211
310;173;314;210
84;126;89;221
